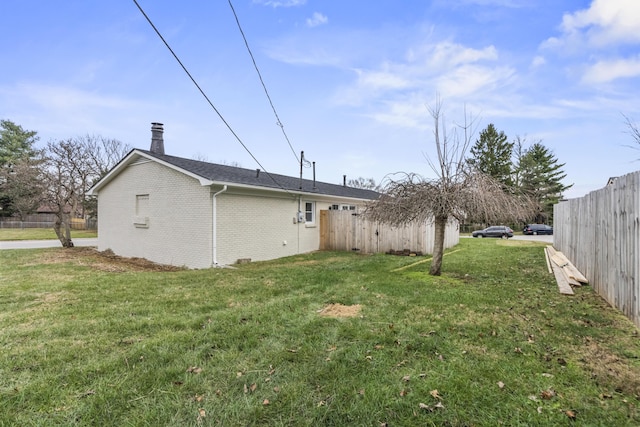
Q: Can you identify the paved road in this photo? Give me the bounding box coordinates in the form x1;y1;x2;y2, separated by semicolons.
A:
462;234;553;243
0;238;98;250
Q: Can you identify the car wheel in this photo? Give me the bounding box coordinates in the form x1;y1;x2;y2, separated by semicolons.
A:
533;231;538;235
478;234;484;238
501;234;508;239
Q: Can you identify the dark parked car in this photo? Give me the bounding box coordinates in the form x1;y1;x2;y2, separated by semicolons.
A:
472;226;514;238
523;224;553;235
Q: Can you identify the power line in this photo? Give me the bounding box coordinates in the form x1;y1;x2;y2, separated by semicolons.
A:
227;0;301;164
132;0;292;195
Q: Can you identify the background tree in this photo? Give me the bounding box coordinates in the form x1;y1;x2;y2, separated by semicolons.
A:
467;123;514;187
2;155;46;220
43;136;129;247
518;142;572;223
624;114;640;156
367;101;535;276
347;177;380;191
0;120;41;216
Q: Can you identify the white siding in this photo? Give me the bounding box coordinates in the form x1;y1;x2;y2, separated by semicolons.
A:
97;160;213;268
214;191;338;265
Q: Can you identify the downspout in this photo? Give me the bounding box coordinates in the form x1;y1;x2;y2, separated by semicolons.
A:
212;185;228;267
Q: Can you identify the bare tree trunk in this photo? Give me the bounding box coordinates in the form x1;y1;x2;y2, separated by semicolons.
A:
53;213;74;248
429;215;447;276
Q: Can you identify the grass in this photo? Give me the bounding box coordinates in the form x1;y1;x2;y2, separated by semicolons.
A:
0;228;97;241
1;239;639;426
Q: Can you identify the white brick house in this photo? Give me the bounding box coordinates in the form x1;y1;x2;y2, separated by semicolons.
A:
88;124;379;268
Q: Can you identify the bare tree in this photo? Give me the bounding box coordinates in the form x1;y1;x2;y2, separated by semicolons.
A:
347;177;380;191
623;114;640;155
367;100;535;275
42;136;129;247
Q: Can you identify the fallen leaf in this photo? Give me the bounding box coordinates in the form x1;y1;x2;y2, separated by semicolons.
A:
250;383;257;392
327;346;337;352
198;408;206;418
514;347;523;354
400;389;409;397
273;386;280;393
268;365;276;375
497;381;505;389
187;366;203;374
540;389;556;400
236;372;243;377
419;403;431;411
365;355;373;360
402;375;411;382
243;384;248;394
537;407;543;414
430;389;442;400
287;349;298;353
195;394;204;402
565;410;577;420
396;360;407;367
374;345;384;350
541;373;554;378
215;389;222;396
358;389;365;395
263;399;270;405
434;401;445;409
600;393;613;399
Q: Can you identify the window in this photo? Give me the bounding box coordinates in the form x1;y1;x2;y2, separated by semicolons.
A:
136;194;149;215
341;205;356;211
304;201;315;224
134;194;149;227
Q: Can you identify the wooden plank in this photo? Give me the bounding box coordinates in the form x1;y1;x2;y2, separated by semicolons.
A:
551;261;574;295
543;247;552;274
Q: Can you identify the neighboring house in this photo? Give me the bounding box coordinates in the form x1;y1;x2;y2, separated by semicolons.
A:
88;123;380;268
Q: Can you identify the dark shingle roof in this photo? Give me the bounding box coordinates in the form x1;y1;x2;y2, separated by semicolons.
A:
138;149;380;200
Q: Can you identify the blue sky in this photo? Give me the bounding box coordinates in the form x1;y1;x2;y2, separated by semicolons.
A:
2;0;639;198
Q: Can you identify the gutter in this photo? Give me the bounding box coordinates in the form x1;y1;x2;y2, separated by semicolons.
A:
212;185;228;267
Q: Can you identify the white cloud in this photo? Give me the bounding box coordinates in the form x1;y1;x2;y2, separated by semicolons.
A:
582;56;640;83
554;0;640;47
253;0;306;7
531;56;546;67
335;41;510;114
306;12;328;28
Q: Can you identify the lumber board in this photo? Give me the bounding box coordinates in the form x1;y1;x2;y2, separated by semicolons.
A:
543;247;552;274
551;261;574;295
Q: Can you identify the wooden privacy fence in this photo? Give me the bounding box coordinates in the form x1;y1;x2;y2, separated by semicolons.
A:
320;210;459;255
553;170;640;327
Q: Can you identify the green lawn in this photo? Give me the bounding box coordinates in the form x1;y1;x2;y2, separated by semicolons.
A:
0;228;97;241
1;239;638;426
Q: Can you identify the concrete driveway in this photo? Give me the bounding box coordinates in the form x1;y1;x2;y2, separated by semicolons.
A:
0;238;98;250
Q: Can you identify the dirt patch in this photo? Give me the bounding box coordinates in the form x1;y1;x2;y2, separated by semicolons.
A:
579;337;640;397
317;303;362;318
36;247;184;272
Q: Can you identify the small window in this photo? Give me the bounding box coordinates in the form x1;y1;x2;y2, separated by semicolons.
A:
341;205;356;211
134;194;150;228
136;194;149;216
304;201;315;224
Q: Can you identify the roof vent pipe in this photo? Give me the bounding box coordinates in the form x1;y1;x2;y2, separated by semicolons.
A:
343;175;346;187
312;162;316;190
150;122;164;155
256;169;260;178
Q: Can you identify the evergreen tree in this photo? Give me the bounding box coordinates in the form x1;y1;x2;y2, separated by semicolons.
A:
518;142;572;222
0;120;41;216
467;123;514;187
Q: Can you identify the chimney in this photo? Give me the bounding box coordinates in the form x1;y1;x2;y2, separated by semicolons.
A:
150;122;164;154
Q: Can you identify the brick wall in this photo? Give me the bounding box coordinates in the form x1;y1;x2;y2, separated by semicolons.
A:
97;160;213;268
